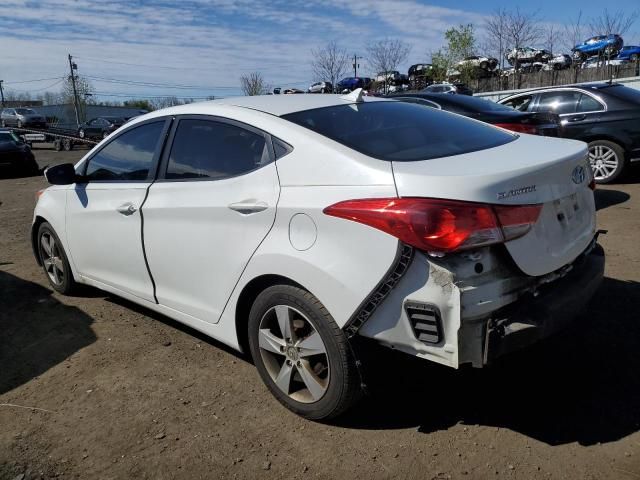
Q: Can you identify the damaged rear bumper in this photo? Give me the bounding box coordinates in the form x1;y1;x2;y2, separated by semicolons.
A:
481;243;605;364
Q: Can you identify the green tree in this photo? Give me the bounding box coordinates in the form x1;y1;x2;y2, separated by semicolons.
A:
123;99;154;111
431;24;476;84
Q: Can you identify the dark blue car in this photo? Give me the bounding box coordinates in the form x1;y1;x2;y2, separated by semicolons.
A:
336;77;372;92
616;45;640;61
572;34;624;61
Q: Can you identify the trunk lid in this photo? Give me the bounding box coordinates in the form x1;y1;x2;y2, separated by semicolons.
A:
392;134;596;276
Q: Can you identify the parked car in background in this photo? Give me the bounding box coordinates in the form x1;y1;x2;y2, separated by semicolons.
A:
422;83;473;95
34;93;604;419
615;45;640;61
457;55;499;71
498;83;640;183
387;92;561;136
375;71;402;83
572;34;624;61
544;54;573;70
0;128;39;176
506;47;552;66
78;116;126;140
336;77;372;92
283;88;305;94
1;108;48;129
308;81;333;93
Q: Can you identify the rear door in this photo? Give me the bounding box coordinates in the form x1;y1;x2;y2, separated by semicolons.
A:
65;119;169;301
142;116;280;323
534;90;604;138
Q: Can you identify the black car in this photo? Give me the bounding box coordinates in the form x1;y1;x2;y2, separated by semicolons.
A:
78;116;126;140
499;83;640;183
0;129;39;176
388;92;561;137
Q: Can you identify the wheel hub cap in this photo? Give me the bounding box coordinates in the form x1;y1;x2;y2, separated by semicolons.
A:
258;305;330;403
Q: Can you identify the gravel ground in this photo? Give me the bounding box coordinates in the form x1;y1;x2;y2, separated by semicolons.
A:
1;145;639;480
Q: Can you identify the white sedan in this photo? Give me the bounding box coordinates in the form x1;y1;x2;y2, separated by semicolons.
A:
34;90;604;419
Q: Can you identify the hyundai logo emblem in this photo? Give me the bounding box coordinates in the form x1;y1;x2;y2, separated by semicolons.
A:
572;165;586;184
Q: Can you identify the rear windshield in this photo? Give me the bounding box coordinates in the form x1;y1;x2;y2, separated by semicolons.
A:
282;101;516;161
428;94;515;113
601;85;640;105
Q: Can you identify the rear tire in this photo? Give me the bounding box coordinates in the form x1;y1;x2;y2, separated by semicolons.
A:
248;285;362;420
588;140;626;184
37;222;77;294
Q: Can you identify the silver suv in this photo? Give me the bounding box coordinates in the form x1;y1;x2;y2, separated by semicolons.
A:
1;108;48;129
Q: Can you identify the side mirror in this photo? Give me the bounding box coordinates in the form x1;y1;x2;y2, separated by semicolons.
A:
44;163;78;185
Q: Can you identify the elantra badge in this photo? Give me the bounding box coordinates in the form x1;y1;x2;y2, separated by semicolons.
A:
497;185;536;200
572;165;586;184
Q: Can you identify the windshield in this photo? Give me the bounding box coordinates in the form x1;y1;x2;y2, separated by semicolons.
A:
15;108;36;115
437;95;515;113
282;101;516;162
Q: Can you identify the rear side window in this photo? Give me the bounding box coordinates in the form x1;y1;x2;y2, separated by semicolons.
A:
165;119;270;180
537;91;581;114
577;94;604;112
282;101;515;162
84;121;164;181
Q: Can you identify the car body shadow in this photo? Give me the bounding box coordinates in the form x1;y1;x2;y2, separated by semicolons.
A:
340;277;640;446
0;271;97;394
594;188;630;210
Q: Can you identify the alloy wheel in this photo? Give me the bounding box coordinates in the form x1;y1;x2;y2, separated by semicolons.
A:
589;144;619;181
258;305;330;403
40;232;65;286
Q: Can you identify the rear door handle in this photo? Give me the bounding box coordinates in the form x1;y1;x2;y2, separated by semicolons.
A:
116;202;137;216
568;114;586;122
228;201;269;215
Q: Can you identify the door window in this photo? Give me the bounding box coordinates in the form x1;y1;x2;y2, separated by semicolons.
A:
577;94;604;112
537;91;581;114
84;121;164;181
165;119;270;180
502;95;533;112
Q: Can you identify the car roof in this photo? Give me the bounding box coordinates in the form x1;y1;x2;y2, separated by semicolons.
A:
502;82;623;98
209;94;387;116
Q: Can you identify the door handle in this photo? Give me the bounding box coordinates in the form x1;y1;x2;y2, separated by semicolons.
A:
568;114;586;122
116;202;137;216
228;201;269;215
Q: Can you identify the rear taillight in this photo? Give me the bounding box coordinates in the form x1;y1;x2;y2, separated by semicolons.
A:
493;123;538;135
323;198;542;253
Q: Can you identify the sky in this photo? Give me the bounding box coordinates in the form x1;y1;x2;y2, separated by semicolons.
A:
1;0;638;101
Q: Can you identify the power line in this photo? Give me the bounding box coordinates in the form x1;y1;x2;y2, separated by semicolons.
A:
92;91;223;99
85;75;239;90
3;76;66;85
8;78;65;93
73;55;188;71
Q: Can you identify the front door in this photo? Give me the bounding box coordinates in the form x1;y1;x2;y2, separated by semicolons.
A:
142;116;280;323
65;119;168;302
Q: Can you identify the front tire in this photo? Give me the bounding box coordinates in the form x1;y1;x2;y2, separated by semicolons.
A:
37;222;77;294
248;285;362;420
588;140;626;184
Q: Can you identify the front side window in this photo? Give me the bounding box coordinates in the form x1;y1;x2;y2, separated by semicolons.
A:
537;91;581;114
165;119;270;180
282;101;515;162
84;121;164;181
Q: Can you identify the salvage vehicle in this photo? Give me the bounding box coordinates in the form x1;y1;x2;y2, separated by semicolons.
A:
544;54;573;70
34;91;604;419
616;45;640;61
407;63;433;82
572;34;624;61
457;55;499;71
78;116;126;140
0;128;39;176
336;77;372;92
499;83;640;183
308;81;333;93
387;92;560;136
1;107;48;128
506;47;552;66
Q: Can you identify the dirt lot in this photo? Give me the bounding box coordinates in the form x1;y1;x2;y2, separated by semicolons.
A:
1;146;639;480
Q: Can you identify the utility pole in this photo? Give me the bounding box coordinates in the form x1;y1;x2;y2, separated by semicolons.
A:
353;55;362;77
67;54;80;127
0;80;5;108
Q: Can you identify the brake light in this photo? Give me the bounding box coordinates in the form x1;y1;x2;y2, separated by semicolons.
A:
493;123;538;135
323;198;542;253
